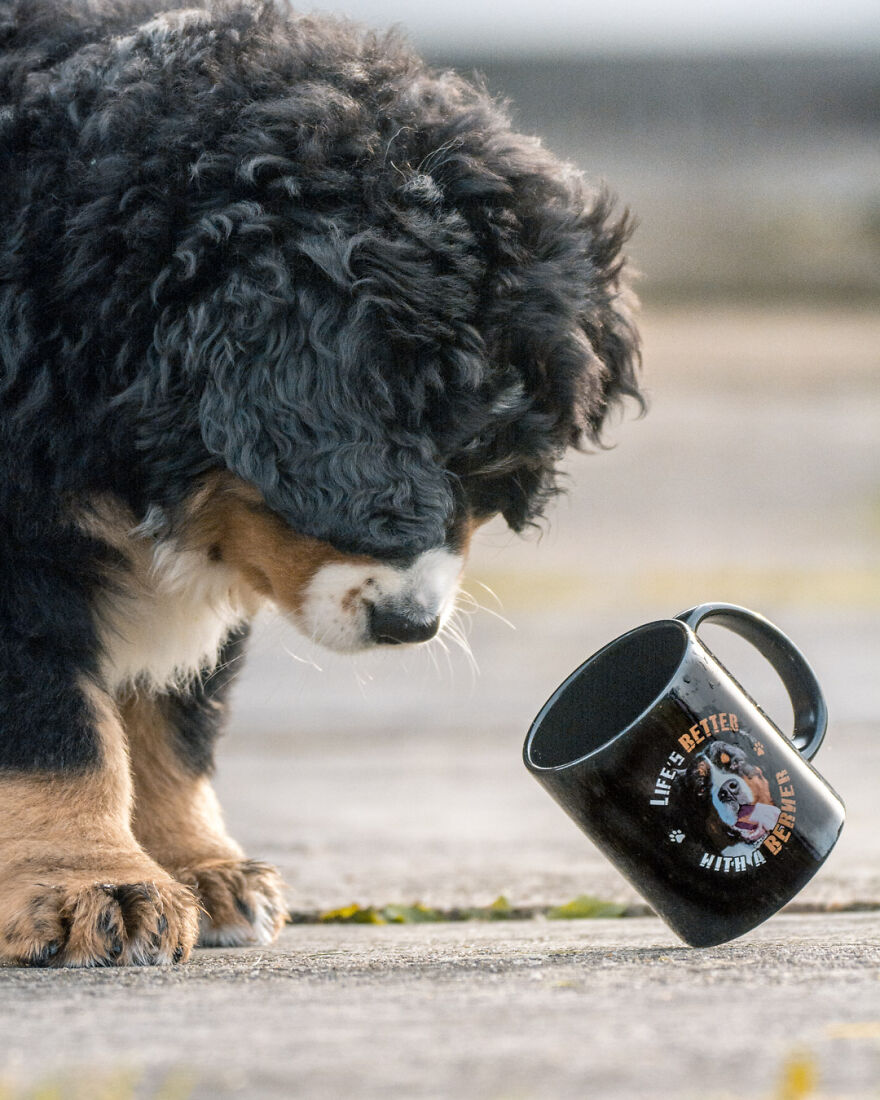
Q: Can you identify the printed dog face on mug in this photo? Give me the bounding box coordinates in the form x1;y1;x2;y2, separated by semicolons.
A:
683;740;780;856
651;716;799;873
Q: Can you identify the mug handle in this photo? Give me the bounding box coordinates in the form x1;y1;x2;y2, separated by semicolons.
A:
675;602;828;760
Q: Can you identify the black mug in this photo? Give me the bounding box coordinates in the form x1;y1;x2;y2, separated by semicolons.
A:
523;603;845;947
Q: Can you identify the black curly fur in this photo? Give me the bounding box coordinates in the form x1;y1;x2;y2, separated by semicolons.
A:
0;0;641;769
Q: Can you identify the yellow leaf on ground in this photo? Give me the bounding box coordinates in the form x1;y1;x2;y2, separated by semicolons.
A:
546;895;626;920
318;904;385;924
776;1051;818;1099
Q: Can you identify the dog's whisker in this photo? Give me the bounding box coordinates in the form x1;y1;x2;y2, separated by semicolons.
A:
308;621;336;655
445;609;474;649
449;612;474;641
440;612;480;680
455;585;516;631
441;631;478;690
425;637;443;679
350;654;375;687
452;597;478;634
452;590;480;614
470;580;505;609
435;633;456;682
421;632;452;684
448;628;478;676
456;594;517;633
351;660;371;695
200;647;249;686
281;643;323;673
474;604;516;632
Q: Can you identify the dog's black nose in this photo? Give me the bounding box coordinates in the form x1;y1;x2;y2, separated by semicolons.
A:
369;604;440;645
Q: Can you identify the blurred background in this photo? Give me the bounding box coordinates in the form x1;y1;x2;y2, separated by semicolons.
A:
218;0;880;914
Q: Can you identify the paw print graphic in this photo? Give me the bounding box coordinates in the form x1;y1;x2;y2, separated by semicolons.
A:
668;829;686;844
753;740;766;756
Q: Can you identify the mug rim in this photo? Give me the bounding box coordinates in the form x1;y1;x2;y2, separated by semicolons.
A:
523;617;692;773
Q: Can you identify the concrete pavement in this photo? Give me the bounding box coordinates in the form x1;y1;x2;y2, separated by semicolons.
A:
1;915;879;1098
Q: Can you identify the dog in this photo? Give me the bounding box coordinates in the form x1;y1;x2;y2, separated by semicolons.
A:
682;741;780;857
0;0;641;965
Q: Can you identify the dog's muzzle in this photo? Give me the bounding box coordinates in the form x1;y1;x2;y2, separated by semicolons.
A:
292;547;462;652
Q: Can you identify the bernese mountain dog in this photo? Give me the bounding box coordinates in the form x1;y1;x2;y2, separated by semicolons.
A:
681;740;782;857
0;0;641;965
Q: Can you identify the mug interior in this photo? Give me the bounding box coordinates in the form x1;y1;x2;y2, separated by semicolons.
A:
527;620;689;768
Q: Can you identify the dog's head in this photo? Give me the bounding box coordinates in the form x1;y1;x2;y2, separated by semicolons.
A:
82;4;642;650
684;741;776;850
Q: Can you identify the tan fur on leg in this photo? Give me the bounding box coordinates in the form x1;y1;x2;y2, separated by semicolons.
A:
0;683;200;967
124;692;287;946
178;858;287;947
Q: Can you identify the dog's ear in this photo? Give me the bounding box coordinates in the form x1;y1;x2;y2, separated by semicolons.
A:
468;173;641;464
745;765;773;804
152;275;454;556
686;757;712;801
517;190;642;449
574;294;642;445
573;194;643;445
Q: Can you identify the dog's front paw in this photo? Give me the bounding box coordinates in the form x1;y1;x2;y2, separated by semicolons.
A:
179;859;287;947
0;875;200;968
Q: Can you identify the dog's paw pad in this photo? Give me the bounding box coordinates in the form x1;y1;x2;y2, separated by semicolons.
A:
2;878;199;968
181;859;287;947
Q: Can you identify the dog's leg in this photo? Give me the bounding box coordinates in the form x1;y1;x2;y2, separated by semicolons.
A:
124;629;287;947
0;680;200;967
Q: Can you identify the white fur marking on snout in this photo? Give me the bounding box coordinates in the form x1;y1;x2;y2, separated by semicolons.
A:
708;761;752;827
294;548;463;653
